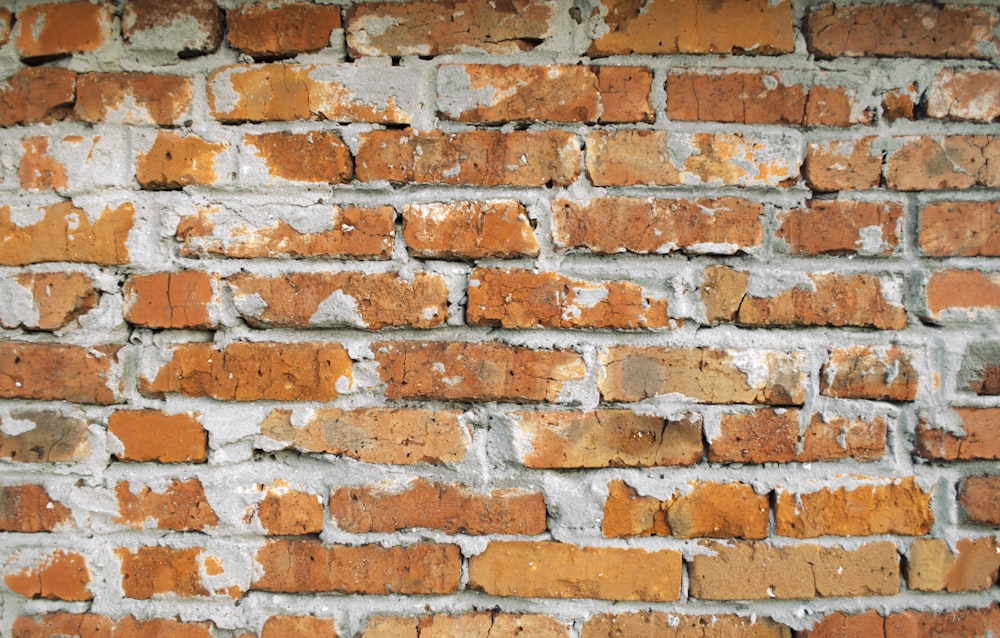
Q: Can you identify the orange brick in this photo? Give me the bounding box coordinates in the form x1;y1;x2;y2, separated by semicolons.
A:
362;613;569;638
252;539;460;594
582;613;791;638
261;615;337;638
0;201;133;266
108;410;207;463
778;200;902;256
883;84;919;121
227;3;342;59
599;346;805;405
468;541;682;601
798;413;887;462
804;137;882;192
140;342;352;402
123;271;217;329
257;486;323;536
0;343;121;405
595;66;655;123
226;272;446;329
357;129;580;187
960;476;1000;526
589;0;793;56
114;479;218;532
403;201;538;259
820;345;918;402
708;408;799;464
0;485;71;532
74;72;192;125
886;136;1000;191
910;537;1000;593
244;131;352;184
15;2;111;61
0;273;97;331
115;547;209;599
0;410;89;463
927;69;1000;122
916;407;1000;461
18;137;68;191
4;550;91;601
0;67;76;126
137;132;226;190
919;200;1000;257
925;270;1000;321
514;410;703;469
122;0;222;57
0;8;9;46
12;614;216;638
802;607;1000;638
259;407;467;465
374;341;584;403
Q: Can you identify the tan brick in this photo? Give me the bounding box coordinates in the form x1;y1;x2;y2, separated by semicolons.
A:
75;72;192;125
252;540;460;594
589;0;793;56
4;551;91;601
140;342;352;402
330;478;546;535
804;138;882;192
374;341;584;403
0;343;121;405
15;2;111;61
515;410;702;469
137;132;226;190
907;538;953;592
581;612;791;638
821;345;918;402
689;541;900;600
356;130;580;187
114;479;218;532
926;270;1000;321
0;273;98;331
243;131;352;184
362;613;569;638
927;69;1000;122
599;346;805;405
115;547;209;599
123;271;217;329
257;486;323;536
0;67;76;126
886;136;1000;191
960;476;1000;526
778;200;902;256
807;4;1000;59
108;410;207;463
708;408;799;464
403;201;538;259
122;0;222;57
347;0;554;57
0;485;71;532
0;410;89;463
468;541;682;601
262;615;337;638
18;137;67;191
916;407;1000;461
919;200;1000;257
227;3;342;59
259;407;467;465
226;272;446;329
0;201;133;266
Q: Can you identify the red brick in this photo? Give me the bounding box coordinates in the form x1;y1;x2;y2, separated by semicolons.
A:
804;137;883;192
553;196;763;256
357;129;580;187
177;204;395;260
583;614;790;638
330;478;546;535
916;407;1000;461
0;201;132;266
919;200;1000;257
226;272;446;329
122;0;222;57
259;407;467;465
227;3;342;59
374;341;584;403
0;485;71;532
777;200;902;256
252;539;460;594
599;346;806;405
115;547;209;599
123;271;217;329
960;476;1000;526
690;541;900;600
586;130;799;187
346;0;554;57
802;607;1000;638
4;550;91;601
0;410;89;463
468;541;681;601
807;3;1000;59
74;72;192;125
137;132;227;190
139;342;353;402
362;613;568;638
595;66;655;123
15;2;111;61
927;69;1000;122
403;201;538;259
18;137;67;191
244;131;352;184
261;615;337;638
886;136;1000;191
0;343;121;405
108;410;207;463
257;485;323;536
468;268;669;329
821;345;918;402
114;479;218;532
0;67;76;126
514;410;703;469
708;408;799;464
12;614;216;638
0;273;97;331
925;270;1000;321
589;0;792;56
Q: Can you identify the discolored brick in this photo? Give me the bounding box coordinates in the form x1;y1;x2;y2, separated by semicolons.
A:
0;485;71;533
75;73;192;125
0;343;121;405
960;476;1000;526
257;486;323;536
804;137;882;192
0;410;89;463
919;200;1000;257
927;69;1000;122
821;346;918;402
115;547;209;599
0;201;133;266
243;131;353;184
137;132;227;190
122;0;222;57
708;408;799;464
114;479;218;532
0;67;76;126
886;136;1000;191
261;615;337;638
227;3;342;59
18;137;67;191
403;201;538;259
0;272;98;331
4;551;91;601
916;407;1000;461
777;200;902;256
15;2;111;61
581;612;791;638
925;270;1000;321
123;271;217;329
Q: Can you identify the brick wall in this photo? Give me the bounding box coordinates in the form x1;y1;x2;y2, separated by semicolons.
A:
1;0;999;636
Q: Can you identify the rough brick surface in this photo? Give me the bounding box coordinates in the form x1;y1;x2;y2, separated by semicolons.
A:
257;487;324;536
820;345;918;402
362;613;569;638
581;613;791;638
0;272;98;331
0;201;133;266
261;615;337;638
137;132;226;190
115;547;210;599
801;607;1000;638
15;2;111;61
402;201;539;259
108;410;207;463
777;200;902;256
0;410;90;463
75;73;192;125
919;200;1000;257
227;3;342;59
114;479;218;531
886;136;1000;191
927;69;1000;123
122;0;222;57
0;485;71;532
0;343;121;404
0;67;76;126
916;407;1000;461
123;271;217;329
925;270;1000;321
804;137;882;192
4;550;91;601
960;476;1000;526
244;131;353;184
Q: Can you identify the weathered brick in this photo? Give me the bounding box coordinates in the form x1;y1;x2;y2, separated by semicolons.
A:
362;613;568;638
595;66;655;123
886;136;1000;191
925;270;1000;321
960;476;1000;526
909;537;1000;593
374;341;584;403
0;410;89;463
0;273;97;331
114;479;218;532
0;201;133;266
806;4;1000;60
261;615;337;638
916;407;1000;461
243;131;352;184
960;341;1000;396
708;408;799;464
123;271;217;329
4;550;90;601
252;540;460;594
122;0;222;57
883;84;919;121
514;410;703;469
775;478;933;538
137;132;227;190
227;272;446;329
403;201;538;259
804;137;882;192
599;346;805;405
11;614;217;638
589;0;792;56
257;485;323;536
907;538;953;592
347;0;554;57
603;480;769;539
0;67;76;126
0;8;9;46
140;342;352;402
919;200;1000;257
777;200;902;256
0;343;121;405
177;204;395;260
108;410;207;463
227;3;342;59
18;137;67;191
330;478;546;535
115;547;209;599
74;72;192;125
468;268;669;329
801;607;1000;638
15;2;111;61
468;541;681;601
0;485;71;532
565;201;762;260
208;64;413;124
820;345;918;402
259;407;467;465
927;69;1000;122
357;130;580;187
581;613;791;638
798;413;887;462
689;541;900;600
